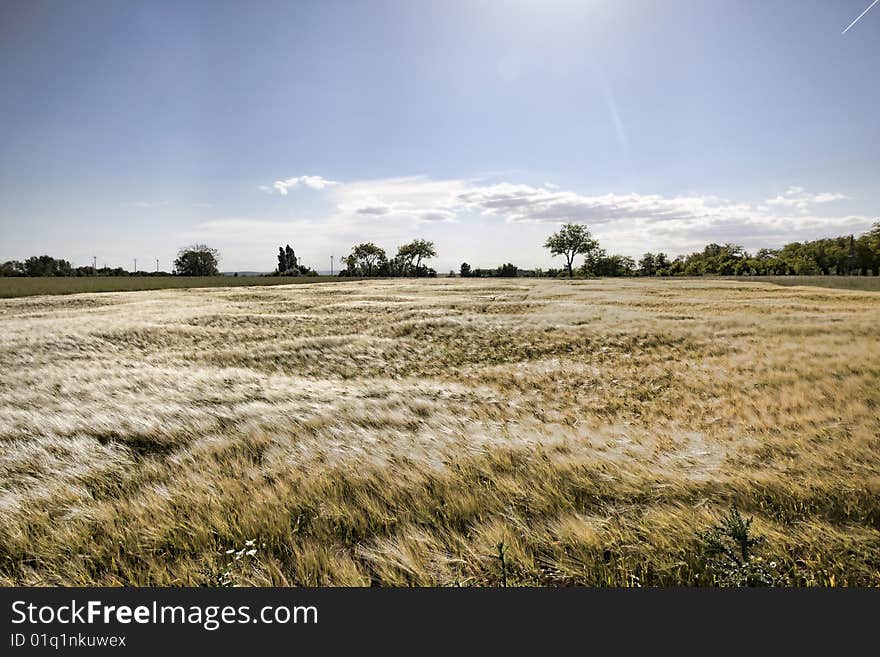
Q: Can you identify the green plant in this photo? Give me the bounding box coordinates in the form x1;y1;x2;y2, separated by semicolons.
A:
698;507;787;587
496;542;508;587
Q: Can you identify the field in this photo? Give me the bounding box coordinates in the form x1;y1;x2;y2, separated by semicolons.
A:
0;275;349;299
1;278;878;586
2;275;879;299
736;276;880;292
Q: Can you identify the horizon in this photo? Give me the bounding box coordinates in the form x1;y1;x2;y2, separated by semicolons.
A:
1;1;879;271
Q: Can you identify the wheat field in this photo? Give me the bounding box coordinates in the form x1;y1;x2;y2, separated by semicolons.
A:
1;278;878;586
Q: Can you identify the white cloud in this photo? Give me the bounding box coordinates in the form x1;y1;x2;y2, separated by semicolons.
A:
812;192;847;203
131;200;170;208
458;184;714;224
270;175;340;195
248;172;871;262
765;186;847;211
331;176;469;224
454;182;862;242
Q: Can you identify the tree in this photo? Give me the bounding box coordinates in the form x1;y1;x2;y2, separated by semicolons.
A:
638;252;671;276
639;253;657;277
460;262;471;278
674;243;747;276
582;251;636;277
0;260;24;276
544;223;599;278
277;247;287;273
654;252;670;274
397;239;437;276
174;244;219;276
496;263;518;277
615;255;637;276
276;244;300;275
863;222;880;275
22;255;72;277
346;242;387;276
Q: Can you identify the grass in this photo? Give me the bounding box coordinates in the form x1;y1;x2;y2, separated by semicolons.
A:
734;276;880;292
0;275;352;298
3;275;878;300
0;277;878;586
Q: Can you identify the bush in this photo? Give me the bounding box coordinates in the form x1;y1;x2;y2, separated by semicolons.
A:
698;507;787;587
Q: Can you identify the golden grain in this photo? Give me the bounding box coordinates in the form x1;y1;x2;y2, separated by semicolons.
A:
0;278;878;585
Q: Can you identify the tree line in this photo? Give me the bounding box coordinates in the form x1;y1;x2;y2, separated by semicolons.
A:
644;230;880;277
458;262;520;278
338;239;438;277
0;245;220;277
0;255;174;278
536;222;880;278
3;222;879;278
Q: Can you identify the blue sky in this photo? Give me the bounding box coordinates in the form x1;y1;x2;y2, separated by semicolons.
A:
1;0;878;272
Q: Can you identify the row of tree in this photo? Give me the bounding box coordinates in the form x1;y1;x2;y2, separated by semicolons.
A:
640;231;880;277
459;262;519;278
4;223;879;279
0;243;314;278
0;245;220;277
339;239;438;277
1;255;78;277
541;222;880;278
0;256;176;278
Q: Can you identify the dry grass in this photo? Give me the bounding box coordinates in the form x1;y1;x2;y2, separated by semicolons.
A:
1;278;878;586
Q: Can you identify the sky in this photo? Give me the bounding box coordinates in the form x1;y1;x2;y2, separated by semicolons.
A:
1;0;878;272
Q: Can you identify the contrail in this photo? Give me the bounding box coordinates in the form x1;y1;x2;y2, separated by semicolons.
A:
842;0;879;34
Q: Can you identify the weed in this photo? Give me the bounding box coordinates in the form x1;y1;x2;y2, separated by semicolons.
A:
698;508;787;587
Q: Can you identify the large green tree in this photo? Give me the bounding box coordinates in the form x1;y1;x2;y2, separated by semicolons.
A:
544;223;599;278
22;255;72;277
346;242;387;276
0;260;24;276
396;239;437;276
174;244;220;276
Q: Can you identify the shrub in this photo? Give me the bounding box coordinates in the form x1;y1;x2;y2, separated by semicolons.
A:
698;507;787;587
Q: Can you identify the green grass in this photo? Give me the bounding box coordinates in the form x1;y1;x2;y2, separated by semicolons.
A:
733;276;880;292
0;276;352;298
